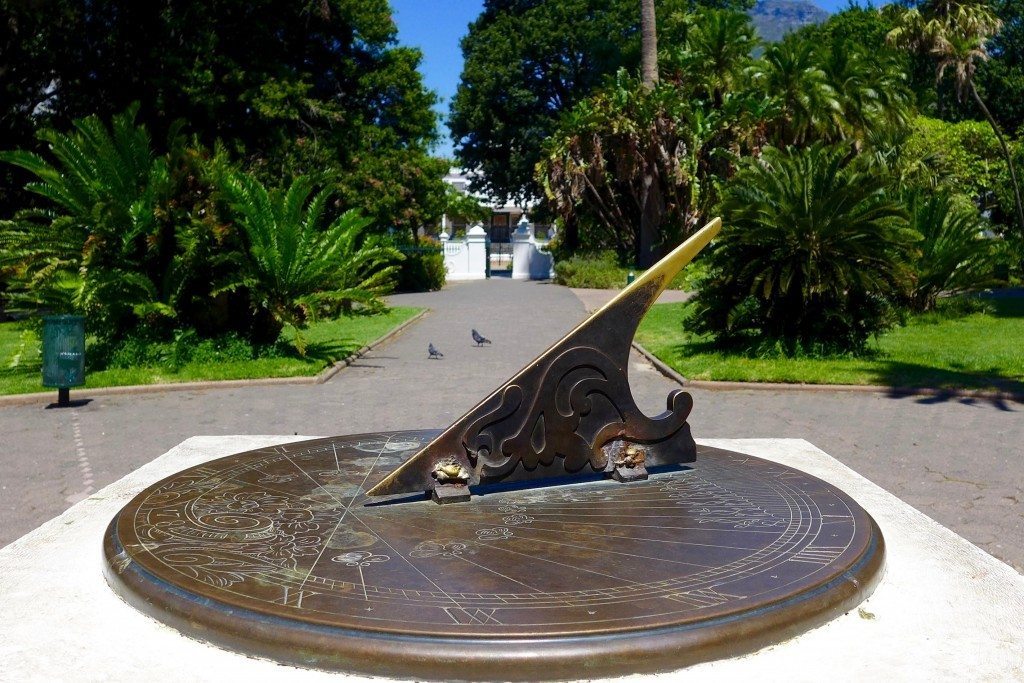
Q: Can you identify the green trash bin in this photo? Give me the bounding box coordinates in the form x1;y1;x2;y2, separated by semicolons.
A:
42;314;85;406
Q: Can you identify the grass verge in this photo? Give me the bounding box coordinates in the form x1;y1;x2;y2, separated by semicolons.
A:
0;307;423;396
635;298;1024;392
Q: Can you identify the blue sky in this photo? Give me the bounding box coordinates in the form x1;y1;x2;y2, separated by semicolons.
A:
390;0;850;157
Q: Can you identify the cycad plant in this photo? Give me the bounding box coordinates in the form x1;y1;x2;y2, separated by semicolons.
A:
218;173;402;352
694;144;917;351
0;104;173;332
905;189;994;311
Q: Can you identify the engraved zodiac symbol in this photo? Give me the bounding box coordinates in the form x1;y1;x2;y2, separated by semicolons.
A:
475;527;513;541
331;551;390;567
258;473;296;484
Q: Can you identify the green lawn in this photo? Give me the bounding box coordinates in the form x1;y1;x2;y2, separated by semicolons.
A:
635;298;1024;392
0;307;422;396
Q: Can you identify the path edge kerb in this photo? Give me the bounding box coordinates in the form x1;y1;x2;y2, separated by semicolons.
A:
0;309;429;408
631;341;1024;403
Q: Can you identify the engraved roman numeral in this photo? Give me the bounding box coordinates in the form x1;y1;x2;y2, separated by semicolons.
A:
443;607;502;625
665;587;742;608
789;546;845;565
274;587;319;608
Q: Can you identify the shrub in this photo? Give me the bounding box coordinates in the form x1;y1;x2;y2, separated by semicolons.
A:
91;330;261;372
553;252;630;289
693;145;917;352
395;237;446;292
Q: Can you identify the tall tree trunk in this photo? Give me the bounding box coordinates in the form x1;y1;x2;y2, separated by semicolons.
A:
970;81;1024;250
638;0;660;267
640;0;658;90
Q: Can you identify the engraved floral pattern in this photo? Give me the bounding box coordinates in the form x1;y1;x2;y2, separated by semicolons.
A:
501;514;534;526
409;541;474;558
475;527;513;542
332;551;390;566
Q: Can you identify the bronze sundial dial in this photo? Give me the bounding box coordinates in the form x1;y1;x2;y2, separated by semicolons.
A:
103;219;884;680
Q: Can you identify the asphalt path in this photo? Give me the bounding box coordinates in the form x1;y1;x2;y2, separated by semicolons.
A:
1;276;1020;572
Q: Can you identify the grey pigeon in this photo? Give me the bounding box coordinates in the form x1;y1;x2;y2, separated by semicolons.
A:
471;329;491;346
428;342;444;359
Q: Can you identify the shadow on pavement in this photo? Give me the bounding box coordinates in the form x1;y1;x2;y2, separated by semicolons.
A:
45;398;93;409
874;361;1024;410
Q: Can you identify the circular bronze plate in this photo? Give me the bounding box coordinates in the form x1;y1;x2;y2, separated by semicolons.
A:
104;431;884;680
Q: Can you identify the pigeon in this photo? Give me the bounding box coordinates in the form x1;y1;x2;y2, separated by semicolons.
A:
471;329;491;346
428;342;444;359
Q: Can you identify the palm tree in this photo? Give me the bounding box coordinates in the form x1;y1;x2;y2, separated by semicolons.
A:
818;41;912;147
218;173;402;351
638;0;660;267
751;36;840;147
679;9;758;107
640;0;659;89
888;0;1024;247
693;144;916;350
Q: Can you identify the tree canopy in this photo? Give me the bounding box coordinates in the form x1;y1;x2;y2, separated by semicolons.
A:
0;0;441;226
449;0;754;206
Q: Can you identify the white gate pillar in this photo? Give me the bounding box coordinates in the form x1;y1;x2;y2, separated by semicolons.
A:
511;217;532;280
465;224;488;279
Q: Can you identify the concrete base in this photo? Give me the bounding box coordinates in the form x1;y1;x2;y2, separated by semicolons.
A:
1;437;1022;681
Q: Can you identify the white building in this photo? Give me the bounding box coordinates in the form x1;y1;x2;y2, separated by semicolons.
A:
440;168;536;243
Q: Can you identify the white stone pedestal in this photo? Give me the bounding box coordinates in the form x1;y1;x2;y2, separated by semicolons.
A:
1;437;1022;681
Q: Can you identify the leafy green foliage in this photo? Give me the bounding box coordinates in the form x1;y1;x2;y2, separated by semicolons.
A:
336;149;450;244
895;115;1024;231
694;145;917;351
665;8;758;104
538;9;771;260
905;190;996;311
92;330;258;373
217;173;403;352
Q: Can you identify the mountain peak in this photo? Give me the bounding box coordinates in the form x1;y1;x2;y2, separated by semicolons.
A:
748;0;831;43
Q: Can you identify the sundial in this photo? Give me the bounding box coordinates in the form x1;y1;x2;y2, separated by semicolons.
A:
103;219;884;680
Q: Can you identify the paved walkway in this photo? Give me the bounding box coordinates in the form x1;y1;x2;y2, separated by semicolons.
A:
0;279;1021;571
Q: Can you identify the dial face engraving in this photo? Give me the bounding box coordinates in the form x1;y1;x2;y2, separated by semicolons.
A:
104;431;884;679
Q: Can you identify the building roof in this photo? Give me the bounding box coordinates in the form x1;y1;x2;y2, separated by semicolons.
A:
443;167;535;214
